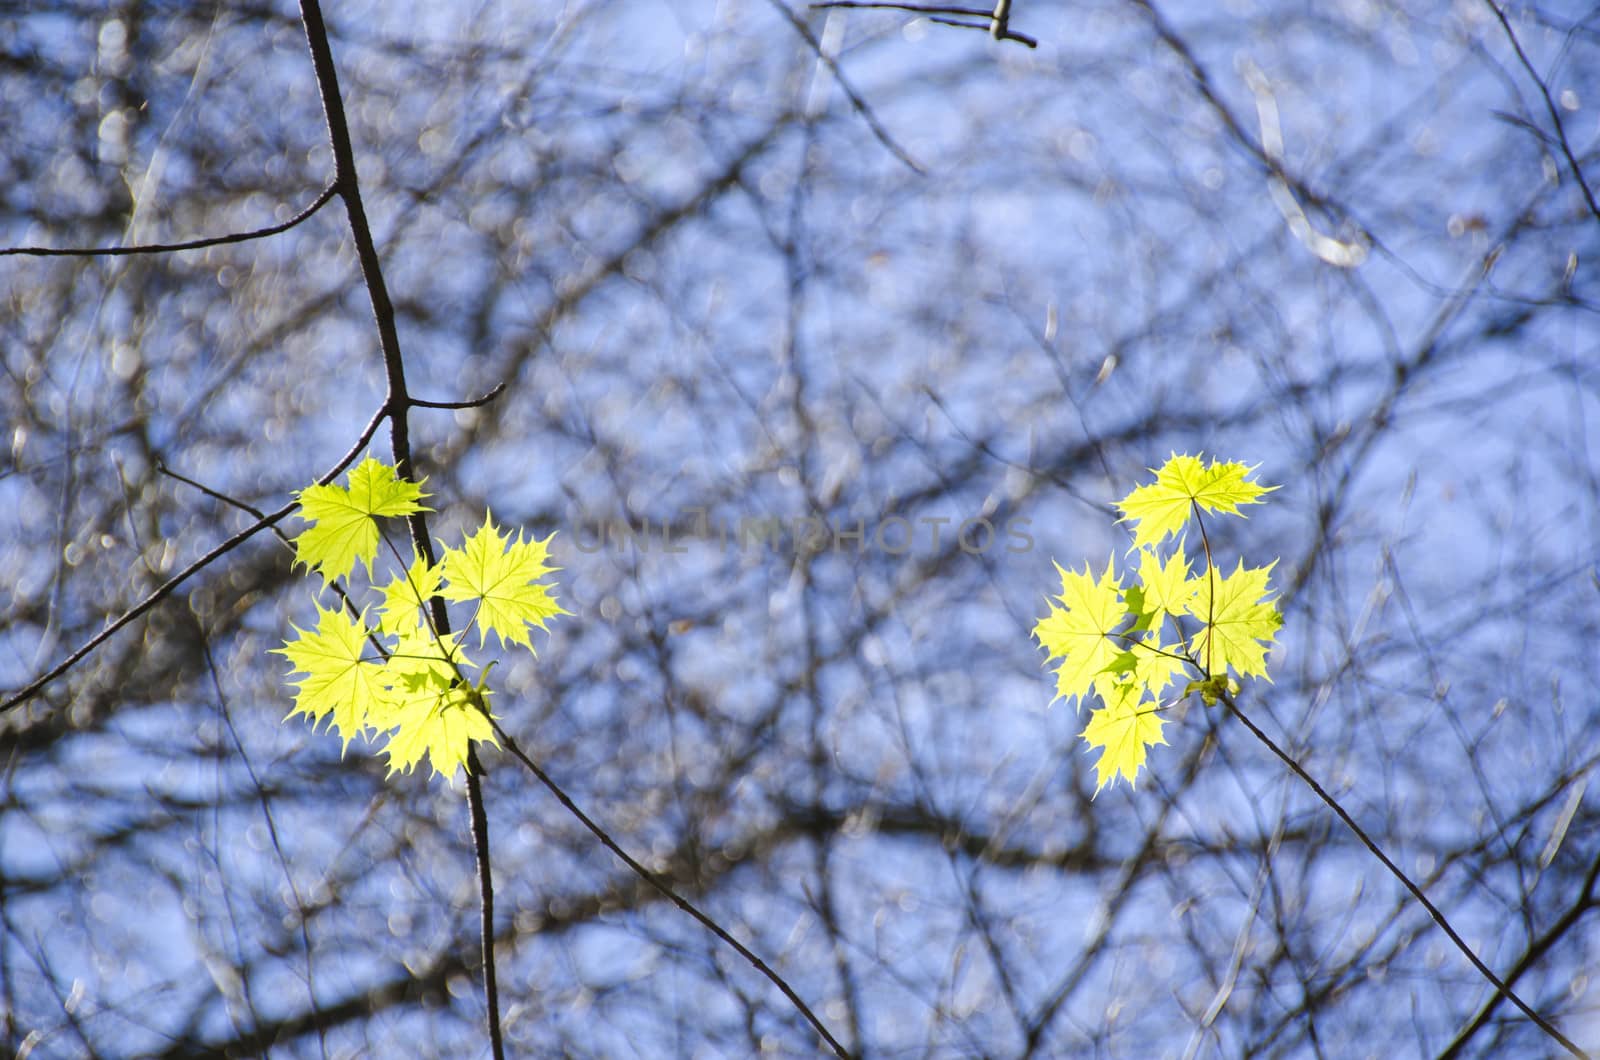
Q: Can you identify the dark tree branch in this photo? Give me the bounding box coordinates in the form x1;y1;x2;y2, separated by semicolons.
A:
1485;0;1600;224
1;407;387;716
0;183;338;257
494;723;854;1059
1222;691;1587;1058
1437;845;1600;1059
812;0;1037;47
409;381;508;410
296;2;505;1056
156;463;268;520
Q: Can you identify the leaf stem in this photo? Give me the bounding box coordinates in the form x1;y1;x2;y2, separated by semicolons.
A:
1192;501;1216;677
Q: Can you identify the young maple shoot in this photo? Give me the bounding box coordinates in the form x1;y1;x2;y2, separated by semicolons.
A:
1034;454;1281;793
273;457;566;779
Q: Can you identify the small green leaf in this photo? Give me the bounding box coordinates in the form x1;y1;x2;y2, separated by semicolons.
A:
273;604;391;750
291;457;430;586
1184;674;1232;705
1117;453;1275;551
1033;555;1129;709
439;512;568;652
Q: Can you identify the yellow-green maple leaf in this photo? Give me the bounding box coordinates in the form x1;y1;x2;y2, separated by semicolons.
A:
1081;681;1167;793
1133;545;1195;637
1186;559;1281;680
1131;641;1188;699
1034;556;1127;707
440;513;567;651
376;629;496;778
293;457;430;586
1117;454;1275;551
272;604;388;750
375;555;444;635
380;626;476;703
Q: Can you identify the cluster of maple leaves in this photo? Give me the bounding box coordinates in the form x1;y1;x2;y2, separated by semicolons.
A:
274;453;1276;794
1033;454;1282;792
274;458;565;778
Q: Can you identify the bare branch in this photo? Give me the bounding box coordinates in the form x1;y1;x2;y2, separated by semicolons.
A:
0;183;338;257
766;0;927;173
1;405;386;716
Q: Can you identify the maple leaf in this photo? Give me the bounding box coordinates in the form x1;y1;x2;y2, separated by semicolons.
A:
1081;681;1167;793
380;682;495;779
1131;641;1188;699
1033;454;1283;797
440;513;567;651
272;604;389;751
292;457;430;586
1132;545;1195;637
373;628;496;778
375;555;444;635
1186;559;1282;681
1196;461;1276;517
1033;556;1128;707
1117;454;1275;551
380;626;477;704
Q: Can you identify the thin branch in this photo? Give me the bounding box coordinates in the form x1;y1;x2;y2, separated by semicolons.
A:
813;1;993;14
409;382;508;410
0;406;386;716
1194;502;1216;675
493;724;853;1059
0;183;338;258
156;463;268;520
1484;0;1600;224
810;0;1036;45
765;0;927;173
1436;845;1600;1058
812;0;1036;44
195;622;330;1060
1222;692;1587;1058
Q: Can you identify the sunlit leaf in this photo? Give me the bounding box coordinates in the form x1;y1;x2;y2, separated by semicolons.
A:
1118;454;1275;551
272;604;389;750
440;512;567;652
1081;682;1167;793
291;457;430;586
1033;556;1128;708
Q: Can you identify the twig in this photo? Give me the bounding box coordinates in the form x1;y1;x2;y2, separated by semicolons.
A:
0;406;386;716
1222;691;1586;1058
1436;845;1600;1058
810;0;1038;47
156;463;268;520
494;724;854;1058
766;0;927;173
410;382;508;410
0;183;338;258
814;1;992;13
